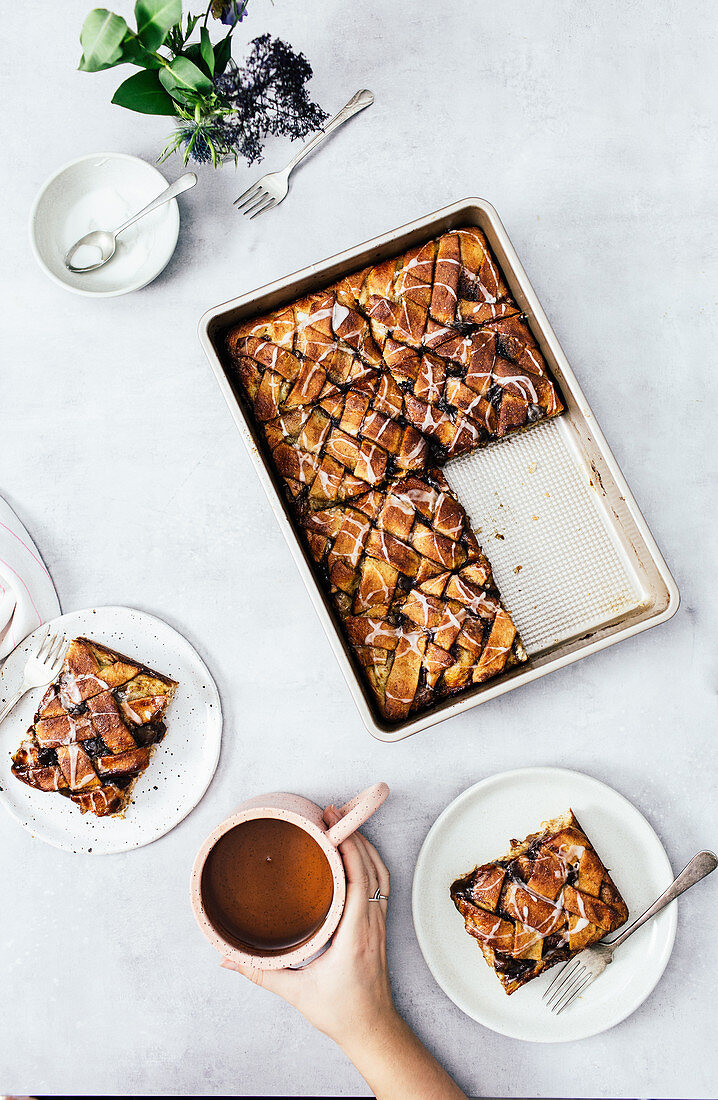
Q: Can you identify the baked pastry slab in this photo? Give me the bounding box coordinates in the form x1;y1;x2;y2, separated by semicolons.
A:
11;638;177;818
303;469;525;719
450;811;629;994
225;227;565;721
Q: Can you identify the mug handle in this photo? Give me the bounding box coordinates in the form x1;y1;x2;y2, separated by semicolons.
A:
326;782;390;847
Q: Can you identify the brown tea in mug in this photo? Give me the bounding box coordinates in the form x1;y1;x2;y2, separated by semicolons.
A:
201;817;335;953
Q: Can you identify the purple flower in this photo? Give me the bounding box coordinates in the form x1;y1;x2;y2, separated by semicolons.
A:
214;0;249;26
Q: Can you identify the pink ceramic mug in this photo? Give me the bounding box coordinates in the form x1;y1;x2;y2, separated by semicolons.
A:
191;781;389;969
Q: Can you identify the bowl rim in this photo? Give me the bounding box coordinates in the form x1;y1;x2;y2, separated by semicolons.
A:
28;150;181;298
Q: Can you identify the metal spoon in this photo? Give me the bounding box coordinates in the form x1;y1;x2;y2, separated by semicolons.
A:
64;171;197;273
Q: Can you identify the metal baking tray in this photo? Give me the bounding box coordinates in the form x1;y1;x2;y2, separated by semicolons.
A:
198;198;679;741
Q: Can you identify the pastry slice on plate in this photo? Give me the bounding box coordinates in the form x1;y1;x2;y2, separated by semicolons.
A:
11;637;177;818
450;810;628;994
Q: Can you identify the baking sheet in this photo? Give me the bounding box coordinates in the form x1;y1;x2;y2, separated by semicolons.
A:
445;418;645;654
198;198;678;740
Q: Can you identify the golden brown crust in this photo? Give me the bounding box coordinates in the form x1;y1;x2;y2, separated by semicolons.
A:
225;227;565;721
302;470;525;719
450;811;629;994
11;637;177;818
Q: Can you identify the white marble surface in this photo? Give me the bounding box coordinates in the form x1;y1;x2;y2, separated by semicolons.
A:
2;1;717;1096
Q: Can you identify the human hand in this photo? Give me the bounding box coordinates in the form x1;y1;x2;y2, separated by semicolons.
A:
221;804;397;1050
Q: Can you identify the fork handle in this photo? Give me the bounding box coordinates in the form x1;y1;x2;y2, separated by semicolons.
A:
285;89;374;174
609;850;717;950
0;686;25;726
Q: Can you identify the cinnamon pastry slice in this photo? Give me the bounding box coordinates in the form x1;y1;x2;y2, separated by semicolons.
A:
11;637;177;817
450;811;629;994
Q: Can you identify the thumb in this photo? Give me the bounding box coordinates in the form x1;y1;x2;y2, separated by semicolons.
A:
323;803;340;827
220;955;299;998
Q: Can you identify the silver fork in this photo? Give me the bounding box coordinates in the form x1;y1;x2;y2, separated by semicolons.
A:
544;850;717;1014
0;626;66;725
234;89;374;218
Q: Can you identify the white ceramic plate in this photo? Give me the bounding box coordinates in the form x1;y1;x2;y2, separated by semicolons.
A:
0;606;221;854
412;767;675;1042
29;152;180;297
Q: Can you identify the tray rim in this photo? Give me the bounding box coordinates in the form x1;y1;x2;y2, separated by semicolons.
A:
197;197;679;741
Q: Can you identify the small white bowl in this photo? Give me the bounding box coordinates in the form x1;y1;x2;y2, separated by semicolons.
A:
30;152;181;297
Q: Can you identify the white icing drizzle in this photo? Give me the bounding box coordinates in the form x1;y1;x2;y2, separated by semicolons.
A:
296;306;333;333
400;629;425;657
478;641;512;667
401;485;439;512
437;603;466;637
362;568;391;607
422;325;452;347
332;302;350;330
469;916;506;944
363;619;399;647
503;881;564;936
368;415;392;442
121;700;143;724
385;494;415;524
404;590;436;627
316;463;338;495
456;266;497;304
357;442;383;482
401;433;426;465
339;516;368;565
63;743;95;790
296;362;322;398
450;576;500;617
59;671;108;709
296;451;317;483
557;842;586;863
432;280;458;302
496;372;538;404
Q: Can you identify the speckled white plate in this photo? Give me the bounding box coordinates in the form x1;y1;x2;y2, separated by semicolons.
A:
0;606;221;854
412;767;676;1042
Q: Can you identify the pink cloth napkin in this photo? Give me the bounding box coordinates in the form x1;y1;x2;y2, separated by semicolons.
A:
0;497;60;660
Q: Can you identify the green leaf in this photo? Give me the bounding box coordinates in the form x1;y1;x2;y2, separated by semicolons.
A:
135;0;182;51
121;32;162;69
199;27;215;75
183;43;211;77
78;9;128;71
159;56;213;103
111;69;177;114
213;33;232;76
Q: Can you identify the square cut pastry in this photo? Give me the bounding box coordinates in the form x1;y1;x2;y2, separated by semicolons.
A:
450;811;628;994
302;469;526;719
224;227;565;720
11;637;177;818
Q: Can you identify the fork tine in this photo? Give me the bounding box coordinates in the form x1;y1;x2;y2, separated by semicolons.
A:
49;634;65;666
233;183;260;207
543;958;581;1007
34;625;50;659
250;197;276;219
551;966;589;1014
235;186;263;212
242;192;269;216
555;972;594;1015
